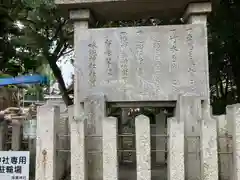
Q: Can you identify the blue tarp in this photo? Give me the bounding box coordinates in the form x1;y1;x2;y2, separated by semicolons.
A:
0;75;49;86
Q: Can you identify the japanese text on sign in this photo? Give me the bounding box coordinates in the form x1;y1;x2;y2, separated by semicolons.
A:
0;151;29;180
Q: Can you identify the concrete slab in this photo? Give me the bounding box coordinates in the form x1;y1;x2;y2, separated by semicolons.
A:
55;0;211;21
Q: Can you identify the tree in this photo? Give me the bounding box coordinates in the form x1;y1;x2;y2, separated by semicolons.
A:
208;0;240;114
0;1;23;75
18;0;74;105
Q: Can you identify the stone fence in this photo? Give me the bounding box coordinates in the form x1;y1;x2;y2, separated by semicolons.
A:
34;96;240;180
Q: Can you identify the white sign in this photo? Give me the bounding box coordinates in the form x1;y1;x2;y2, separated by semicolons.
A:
0;151;29;180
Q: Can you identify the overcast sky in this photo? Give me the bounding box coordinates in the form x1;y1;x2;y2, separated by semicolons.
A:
58;56;73;87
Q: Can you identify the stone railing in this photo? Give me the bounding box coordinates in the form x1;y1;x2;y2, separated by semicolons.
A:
34;96;240;180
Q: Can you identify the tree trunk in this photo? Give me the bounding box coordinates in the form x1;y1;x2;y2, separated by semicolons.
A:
47;56;73;106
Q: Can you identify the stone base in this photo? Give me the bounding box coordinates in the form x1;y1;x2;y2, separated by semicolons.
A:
88;164;167;180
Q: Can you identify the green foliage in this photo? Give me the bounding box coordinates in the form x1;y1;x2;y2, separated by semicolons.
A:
208;0;240;114
19;0;73;105
0;1;23;74
0;0;73;105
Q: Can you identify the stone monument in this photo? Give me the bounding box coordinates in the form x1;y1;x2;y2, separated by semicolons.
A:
54;0;217;180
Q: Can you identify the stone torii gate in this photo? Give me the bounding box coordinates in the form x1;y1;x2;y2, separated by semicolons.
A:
49;0;216;180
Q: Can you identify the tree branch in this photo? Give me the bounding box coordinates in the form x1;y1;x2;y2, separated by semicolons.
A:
57;42;69;59
50;19;67;41
60;49;73;57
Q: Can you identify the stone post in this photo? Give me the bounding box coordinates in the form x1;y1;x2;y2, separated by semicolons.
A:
69;104;87;180
135;114;151;180
155;111;166;165
167;117;184;180
177;95;201;180
216;115;231;180
183;2;212;179
183;2;212;25
226;105;234;180
70;9;93;180
228;104;240;180
102;116;118;180
0;121;7;150
35;105;59;180
84;93;106;180
200;101;218;180
167;95;185;180
11;120;22;150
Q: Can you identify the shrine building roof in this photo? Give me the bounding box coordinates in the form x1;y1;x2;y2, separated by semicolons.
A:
55;0;212;21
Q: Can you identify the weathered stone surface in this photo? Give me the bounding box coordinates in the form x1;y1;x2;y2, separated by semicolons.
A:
226;105;234;180
84;93;106;136
167;117;185;180
11;120;22;150
184;2;212;23
178;95;201;180
84;93;106;180
229;104;240;180
216;115;231;180
46;97;69;180
200;102;218;180
102;116;118;180
36;105;59;180
75;25;208;101
135;115;151;180
55;0;212;21
69;105;88;180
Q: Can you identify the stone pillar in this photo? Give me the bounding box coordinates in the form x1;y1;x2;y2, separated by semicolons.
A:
226;105;234;180
168;95;185;180
200;102;218;180
228;104;240;180
183;2;212;25
11;120;22;150
84;93;106;180
102;116;118;180
226;105;234;144
177;95;201;180
216;115;231;180
167;117;184;180
71;8;93;108
0;121;7;150
183;2;212;179
69;104;87;180
135;115;151;180
35;105;59;180
70;9;93;180
155;111;166;164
